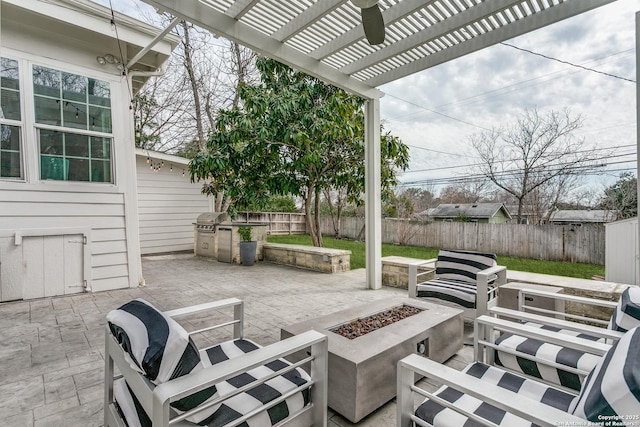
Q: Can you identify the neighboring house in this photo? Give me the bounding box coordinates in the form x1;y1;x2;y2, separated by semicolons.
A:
504;205;545;225
427;203;512;224
136;149;213;255
0;0;179;301
548;209;618;226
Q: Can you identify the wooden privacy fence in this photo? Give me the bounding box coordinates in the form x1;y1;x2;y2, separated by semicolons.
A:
319;216;605;265
236;211;306;235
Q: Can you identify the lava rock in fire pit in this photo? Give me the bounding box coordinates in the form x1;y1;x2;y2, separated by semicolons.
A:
329;304;423;339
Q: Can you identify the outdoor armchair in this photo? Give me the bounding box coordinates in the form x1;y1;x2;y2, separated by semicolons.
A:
486;286;640;391
397;316;640;427
408;249;507;321
104;298;328;427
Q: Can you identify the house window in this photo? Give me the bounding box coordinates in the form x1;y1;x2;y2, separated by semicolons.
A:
1;57;22;179
33;65;112;182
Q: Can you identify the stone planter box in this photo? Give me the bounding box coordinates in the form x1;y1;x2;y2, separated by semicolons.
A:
263;243;350;273
281;297;463;423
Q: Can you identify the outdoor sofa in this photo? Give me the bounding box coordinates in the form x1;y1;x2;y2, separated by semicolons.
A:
104;298;328;427
408;249;507;321
397;312;640;426
486;286;640;391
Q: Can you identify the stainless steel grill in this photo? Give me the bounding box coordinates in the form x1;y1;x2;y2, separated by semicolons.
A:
194;212;230;258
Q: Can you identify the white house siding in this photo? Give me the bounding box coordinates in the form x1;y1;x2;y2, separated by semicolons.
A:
0;189;130;299
0;1;176;300
136;153;212;254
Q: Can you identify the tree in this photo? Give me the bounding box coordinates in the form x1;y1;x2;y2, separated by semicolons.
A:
471;107;601;223
190;58;409;246
438;180;488;204
599;172;637;220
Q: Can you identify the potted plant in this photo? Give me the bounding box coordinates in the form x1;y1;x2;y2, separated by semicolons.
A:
237;225;257;266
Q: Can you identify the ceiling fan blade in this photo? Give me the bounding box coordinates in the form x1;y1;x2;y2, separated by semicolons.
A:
361;5;385;45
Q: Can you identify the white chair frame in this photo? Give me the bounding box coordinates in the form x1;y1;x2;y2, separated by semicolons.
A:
104;298;328;427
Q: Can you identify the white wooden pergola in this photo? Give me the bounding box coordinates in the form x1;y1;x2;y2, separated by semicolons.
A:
140;0;631;289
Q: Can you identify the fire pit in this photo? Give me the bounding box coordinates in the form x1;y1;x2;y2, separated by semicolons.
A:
281;297;463;423
329;304;423;339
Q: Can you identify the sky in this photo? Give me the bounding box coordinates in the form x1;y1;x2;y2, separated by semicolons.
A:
95;0;638;198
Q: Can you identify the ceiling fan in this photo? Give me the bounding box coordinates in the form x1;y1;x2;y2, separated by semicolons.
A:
351;0;385;45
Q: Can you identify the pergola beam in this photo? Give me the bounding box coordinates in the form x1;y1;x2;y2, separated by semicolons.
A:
142;0;383;100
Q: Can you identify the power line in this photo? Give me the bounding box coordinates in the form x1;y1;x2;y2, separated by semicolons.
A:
500;42;636;84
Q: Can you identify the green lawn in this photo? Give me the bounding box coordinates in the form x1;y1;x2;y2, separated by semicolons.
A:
266;234;605;280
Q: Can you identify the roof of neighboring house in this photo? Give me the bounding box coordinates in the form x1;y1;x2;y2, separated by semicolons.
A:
549;210;618;223
427;203;512;220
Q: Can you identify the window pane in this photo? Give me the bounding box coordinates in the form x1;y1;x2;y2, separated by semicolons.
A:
40;130;63;155
33;65;60;97
1;58;20;121
89;105;112;133
65;133;89;157
67;158;90;181
91;160;111;182
40;155;67;180
91;137;110;159
33;65;112;133
1;58;20;90
62;72;86;103
62;103;87;129
1;125;21;178
39;130;112;183
89;79;110;107
34;96;62;125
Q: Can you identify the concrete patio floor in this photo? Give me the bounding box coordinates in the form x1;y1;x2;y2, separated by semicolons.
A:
0;254;472;426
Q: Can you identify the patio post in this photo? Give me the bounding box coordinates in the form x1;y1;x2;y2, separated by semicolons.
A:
633;12;640;285
365;98;382;289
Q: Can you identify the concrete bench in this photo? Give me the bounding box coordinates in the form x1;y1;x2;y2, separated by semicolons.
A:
263;243;350;273
381;256;435;289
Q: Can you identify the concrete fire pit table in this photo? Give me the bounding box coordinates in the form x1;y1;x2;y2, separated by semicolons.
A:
280;297;463;423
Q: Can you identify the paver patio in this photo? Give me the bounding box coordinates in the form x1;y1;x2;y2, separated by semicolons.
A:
0;254;472;426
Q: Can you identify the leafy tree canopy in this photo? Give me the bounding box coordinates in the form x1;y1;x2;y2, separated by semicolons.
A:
190;58;409;245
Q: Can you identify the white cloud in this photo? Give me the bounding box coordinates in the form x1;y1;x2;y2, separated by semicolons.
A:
381;1;639;192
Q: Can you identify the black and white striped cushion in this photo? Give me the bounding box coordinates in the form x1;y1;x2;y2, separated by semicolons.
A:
608;287;640;332
416;250;498;310
494;326;601;391
435;249;497;283
107;299;201;384
416;279;497;309
114;338;311;427
415;362;575;426
570;326;640;422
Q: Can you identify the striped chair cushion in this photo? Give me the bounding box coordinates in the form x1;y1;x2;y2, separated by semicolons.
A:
608;287;640;332
107;299;201;384
114;338;311;427
415;362;575;427
493;324;602;391
416;279;497;309
570;326;640;421
415;250;498;310
435;249;497;283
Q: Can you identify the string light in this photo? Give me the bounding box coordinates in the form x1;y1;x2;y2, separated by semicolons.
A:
110;17;116;31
